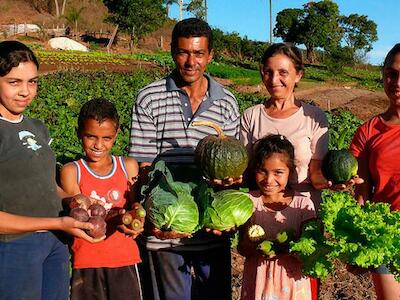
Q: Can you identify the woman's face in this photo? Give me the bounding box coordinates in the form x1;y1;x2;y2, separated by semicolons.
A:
383;52;400;107
261;54;303;101
0;61;38;121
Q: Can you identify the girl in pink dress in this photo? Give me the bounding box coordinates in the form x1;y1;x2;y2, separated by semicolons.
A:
238;134;317;300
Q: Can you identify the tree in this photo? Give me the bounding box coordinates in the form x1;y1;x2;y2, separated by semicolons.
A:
268;0;272;43
274;0;378;64
53;0;67;18
340;14;378;53
299;0;342;62
274;0;342;63
103;0;166;49
30;0;52;14
179;0;183;20
64;6;85;37
273;8;303;43
185;0;206;20
29;0;67;23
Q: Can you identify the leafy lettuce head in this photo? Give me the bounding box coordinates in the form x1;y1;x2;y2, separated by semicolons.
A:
143;161;199;234
203;189;253;231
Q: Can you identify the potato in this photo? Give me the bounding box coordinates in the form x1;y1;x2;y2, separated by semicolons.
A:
88;204;107;218
69;194;91;210
70;207;90;222
87;216;107;238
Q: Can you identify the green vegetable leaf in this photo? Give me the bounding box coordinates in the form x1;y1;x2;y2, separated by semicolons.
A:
144;161;199;234
203;189;253;231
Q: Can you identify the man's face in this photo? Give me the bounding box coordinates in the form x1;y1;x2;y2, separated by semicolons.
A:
173;36;213;85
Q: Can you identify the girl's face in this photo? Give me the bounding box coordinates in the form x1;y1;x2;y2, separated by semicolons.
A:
255;153;290;196
383;52;400;107
0;61;38;121
79;118;118;164
261;54;303;101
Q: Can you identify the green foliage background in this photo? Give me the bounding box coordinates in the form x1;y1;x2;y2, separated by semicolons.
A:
26;69;363;167
27;70;159;165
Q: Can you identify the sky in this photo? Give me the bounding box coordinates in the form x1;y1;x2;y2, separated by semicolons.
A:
168;0;400;65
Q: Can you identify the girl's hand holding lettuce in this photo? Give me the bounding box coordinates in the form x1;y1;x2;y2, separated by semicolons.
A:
290;191;400;281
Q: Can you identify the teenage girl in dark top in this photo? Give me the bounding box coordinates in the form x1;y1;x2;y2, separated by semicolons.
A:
0;40;101;299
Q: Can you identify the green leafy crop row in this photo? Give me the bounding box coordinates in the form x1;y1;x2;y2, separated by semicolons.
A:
27;70;160;165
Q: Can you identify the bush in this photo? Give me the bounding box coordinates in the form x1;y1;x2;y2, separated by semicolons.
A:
324;46;355;75
325;109;362;150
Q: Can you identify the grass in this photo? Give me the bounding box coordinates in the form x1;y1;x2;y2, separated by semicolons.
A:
304;64;382;90
207;62;261;85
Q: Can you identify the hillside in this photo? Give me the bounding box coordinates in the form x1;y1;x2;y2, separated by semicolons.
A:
0;0;174;51
0;0;111;31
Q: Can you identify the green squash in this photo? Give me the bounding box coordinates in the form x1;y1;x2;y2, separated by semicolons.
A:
192;121;249;180
322;149;358;183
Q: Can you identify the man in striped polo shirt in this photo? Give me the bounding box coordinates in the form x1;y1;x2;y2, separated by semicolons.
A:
129;18;240;300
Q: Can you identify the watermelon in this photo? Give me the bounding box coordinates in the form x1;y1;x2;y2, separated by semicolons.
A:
322;149;358;183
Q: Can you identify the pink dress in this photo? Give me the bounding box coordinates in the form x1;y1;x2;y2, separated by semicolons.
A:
241;191;316;300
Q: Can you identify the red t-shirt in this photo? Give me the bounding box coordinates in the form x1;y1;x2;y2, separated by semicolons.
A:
349;116;400;210
71;156;141;269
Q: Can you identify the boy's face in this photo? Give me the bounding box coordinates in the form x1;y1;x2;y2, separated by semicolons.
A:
79;118;118;163
0;61;38;121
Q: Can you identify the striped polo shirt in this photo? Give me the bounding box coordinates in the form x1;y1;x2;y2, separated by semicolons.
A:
129;71;240;165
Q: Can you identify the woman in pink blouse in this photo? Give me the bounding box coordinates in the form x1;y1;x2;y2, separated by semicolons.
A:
241;43;361;208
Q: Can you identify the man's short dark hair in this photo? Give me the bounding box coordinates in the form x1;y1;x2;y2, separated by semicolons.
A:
171;18;213;53
77;98;119;135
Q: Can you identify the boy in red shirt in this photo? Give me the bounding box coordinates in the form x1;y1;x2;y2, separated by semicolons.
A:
60;98;143;299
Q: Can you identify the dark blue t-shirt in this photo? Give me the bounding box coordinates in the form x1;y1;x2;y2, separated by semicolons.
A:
0;116;62;242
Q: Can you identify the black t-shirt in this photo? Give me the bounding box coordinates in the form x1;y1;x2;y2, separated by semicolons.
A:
0;116;62;242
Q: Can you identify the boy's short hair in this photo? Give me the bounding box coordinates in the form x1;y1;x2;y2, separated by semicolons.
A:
0;41;39;76
77;98;119;134
171;18;213;53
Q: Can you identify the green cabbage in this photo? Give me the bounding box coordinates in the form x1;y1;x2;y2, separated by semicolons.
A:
143;161;199;234
202;189;253;231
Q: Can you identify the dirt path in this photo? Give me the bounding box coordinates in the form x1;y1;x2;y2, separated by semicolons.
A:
231;80;387;121
295;85;387;121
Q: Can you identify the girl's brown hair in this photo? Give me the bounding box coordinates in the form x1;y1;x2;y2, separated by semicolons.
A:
0;41;39;76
